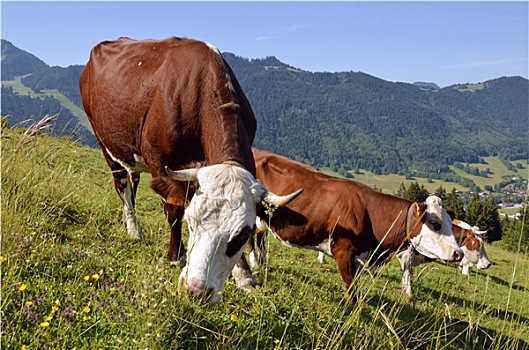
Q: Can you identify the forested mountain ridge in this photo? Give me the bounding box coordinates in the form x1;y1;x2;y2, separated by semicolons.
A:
1;39;527;177
222;53;528;176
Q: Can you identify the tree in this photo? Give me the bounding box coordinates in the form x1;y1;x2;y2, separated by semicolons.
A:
466;193;502;243
433;185;447;202
405;182;429;202
444;188;465;221
396;183;407;199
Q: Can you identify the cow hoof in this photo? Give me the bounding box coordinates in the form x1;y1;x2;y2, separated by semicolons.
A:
234;275;257;292
128;229;144;241
169;256;186;268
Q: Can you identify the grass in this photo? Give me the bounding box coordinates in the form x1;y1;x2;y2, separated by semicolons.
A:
2;125;528;349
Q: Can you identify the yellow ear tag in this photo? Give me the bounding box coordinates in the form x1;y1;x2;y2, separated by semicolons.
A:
416;205;421;217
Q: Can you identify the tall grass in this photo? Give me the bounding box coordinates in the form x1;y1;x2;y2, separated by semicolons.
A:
1;123;528;349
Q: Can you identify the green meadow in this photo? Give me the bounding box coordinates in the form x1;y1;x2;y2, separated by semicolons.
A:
2;126;528;349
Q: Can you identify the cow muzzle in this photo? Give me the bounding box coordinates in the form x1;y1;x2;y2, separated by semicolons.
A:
450;248;464;262
180;277;218;304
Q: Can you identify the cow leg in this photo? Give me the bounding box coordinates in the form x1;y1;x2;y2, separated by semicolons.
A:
123;172;143;240
248;229;267;270
232;253;258;292
109;168;143;240
332;239;358;305
163;202;187;267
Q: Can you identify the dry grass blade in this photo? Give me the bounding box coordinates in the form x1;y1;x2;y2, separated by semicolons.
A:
15;113;59;153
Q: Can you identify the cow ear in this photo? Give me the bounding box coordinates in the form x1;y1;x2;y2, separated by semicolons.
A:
446;208;456;221
150;177;190;206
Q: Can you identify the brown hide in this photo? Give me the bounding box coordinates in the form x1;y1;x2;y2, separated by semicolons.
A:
452;223;483;252
252;148;427;303
79;37;257;263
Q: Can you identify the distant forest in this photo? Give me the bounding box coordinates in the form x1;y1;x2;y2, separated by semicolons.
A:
2;40;528;185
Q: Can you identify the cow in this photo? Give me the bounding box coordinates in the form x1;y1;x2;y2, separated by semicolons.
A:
79;37;301;304
316;219;491;296
249;148;463;305
396;219;491;294
452;220;491;275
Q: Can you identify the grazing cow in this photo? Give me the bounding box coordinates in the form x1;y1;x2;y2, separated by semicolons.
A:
79;37;301;304
250;148;463;304
316;219;491;296
453;220;491;275
397;219;491;296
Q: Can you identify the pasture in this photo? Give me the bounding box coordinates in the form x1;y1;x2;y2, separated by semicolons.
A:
1;126;528;349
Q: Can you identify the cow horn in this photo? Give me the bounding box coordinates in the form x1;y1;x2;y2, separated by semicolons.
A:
472;227;487;235
165;166;198;181
263;188;303;207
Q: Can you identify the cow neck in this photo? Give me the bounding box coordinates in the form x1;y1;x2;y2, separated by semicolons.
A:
222;160;247;171
405;202;418;242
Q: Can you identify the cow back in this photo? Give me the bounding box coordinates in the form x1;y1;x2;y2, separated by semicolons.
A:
79;36;256;173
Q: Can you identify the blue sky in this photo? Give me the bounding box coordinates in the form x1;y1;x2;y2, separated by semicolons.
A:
2;1;527;88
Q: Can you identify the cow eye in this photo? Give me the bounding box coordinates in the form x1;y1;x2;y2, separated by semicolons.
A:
226;226;252;257
430;221;441;232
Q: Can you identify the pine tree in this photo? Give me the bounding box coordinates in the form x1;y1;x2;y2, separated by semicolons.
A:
444;188;465;221
465;192;482;226
433;185;448;202
466;193;502;243
396;182;407;199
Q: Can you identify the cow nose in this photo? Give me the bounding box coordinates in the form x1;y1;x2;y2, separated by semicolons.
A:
453;249;464;262
184;277;215;301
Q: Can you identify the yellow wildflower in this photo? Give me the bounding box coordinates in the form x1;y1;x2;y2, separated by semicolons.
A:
274;339;281;345
40;321;50;328
21;345;29;350
83;275;90;281
91;273;100;280
131;269;136;274
83;306;91;314
55;299;61;306
45;316;52;322
0;256;6;263
18;284;27;292
230;313;238;322
51;305;59;313
25;301;33;308
98;269;103;275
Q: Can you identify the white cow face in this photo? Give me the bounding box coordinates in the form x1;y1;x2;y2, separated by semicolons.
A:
167;163;302;304
410;196;464;262
460;229;491;275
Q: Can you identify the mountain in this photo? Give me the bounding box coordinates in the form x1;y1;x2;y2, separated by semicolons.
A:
222;53;528;175
1;40;527;181
1;40;48;80
413;81;440;90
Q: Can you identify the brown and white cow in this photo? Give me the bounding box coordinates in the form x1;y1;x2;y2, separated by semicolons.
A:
250;148;463;304
453;220;491;275
317;219;491;297
397;219;491;295
79;37;301;304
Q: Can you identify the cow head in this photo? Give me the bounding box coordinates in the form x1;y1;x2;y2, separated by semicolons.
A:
409;196;464;262
459;227;491;275
166;163;301;304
